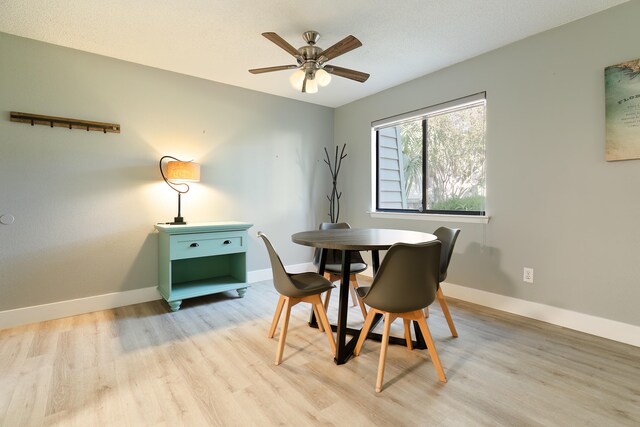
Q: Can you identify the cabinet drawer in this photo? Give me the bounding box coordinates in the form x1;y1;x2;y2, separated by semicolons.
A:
170;232;245;260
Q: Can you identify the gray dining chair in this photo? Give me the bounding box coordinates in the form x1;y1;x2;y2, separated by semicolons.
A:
354;241;447;392
258;232;336;365
312;222;368;318
428;226;461;337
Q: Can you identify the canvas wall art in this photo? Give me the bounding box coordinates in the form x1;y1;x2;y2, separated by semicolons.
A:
605;58;640;161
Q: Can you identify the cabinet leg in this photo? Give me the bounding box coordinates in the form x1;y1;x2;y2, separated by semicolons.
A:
168;300;182;311
237;288;248;298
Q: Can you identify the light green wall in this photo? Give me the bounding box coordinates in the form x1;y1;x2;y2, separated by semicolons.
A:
0;33;333;311
3;2;639;325
335;1;640;326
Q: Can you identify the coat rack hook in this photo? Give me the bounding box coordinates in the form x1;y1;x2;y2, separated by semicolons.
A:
10;112;120;134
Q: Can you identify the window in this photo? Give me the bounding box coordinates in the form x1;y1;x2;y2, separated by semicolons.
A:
373;93;486;215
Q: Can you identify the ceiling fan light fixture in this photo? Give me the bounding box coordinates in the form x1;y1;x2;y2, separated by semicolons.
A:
315;69;331;87
304;77;318;93
289;69;306;91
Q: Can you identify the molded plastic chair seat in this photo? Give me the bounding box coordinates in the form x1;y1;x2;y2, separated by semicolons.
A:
288;272;337;296
258;232;336;365
355;286;369;299
354;241;447;392
324;262;367;274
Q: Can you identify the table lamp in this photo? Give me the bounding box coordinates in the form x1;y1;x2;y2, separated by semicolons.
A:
159;155;200;224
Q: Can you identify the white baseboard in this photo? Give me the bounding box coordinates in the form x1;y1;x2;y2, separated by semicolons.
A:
247;268;273;284
359;271;639;348
0;263;316;330
0;286;162;330
4;267;638;348
247;262;314;283
441;282;640;348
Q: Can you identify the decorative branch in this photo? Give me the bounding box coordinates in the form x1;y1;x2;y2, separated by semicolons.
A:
324;143;347;223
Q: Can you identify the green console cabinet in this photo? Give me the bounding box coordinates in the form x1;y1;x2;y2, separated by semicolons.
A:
154;221;253;311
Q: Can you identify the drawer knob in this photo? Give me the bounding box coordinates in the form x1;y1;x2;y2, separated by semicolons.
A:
223;240;232;245
190;243;199;248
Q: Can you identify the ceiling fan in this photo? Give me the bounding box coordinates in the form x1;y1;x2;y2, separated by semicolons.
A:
249;31;370;93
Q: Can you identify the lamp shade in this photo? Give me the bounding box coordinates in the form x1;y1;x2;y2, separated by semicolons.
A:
304;78;318;94
289;69;321;93
166;161;200;183
289;69;306;91
315;69;332;87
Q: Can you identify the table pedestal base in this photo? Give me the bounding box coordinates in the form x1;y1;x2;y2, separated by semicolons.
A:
309;313;427;364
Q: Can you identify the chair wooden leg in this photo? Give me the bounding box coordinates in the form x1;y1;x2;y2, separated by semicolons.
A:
311;303;324;333
437;287;458;337
354;309;377;356
312;295;336;357
349;280;358;307
403;319;413;351
325;272;342;310
376;312;394;393
268;295;285;338
416;313;447;383
275;297;293;365
350;276;368;319
323;289;332;310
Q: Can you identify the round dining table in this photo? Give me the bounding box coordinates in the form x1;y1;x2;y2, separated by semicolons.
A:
292;228;437;364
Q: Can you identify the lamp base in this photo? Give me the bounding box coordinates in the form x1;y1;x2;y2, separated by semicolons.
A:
168;216;186;225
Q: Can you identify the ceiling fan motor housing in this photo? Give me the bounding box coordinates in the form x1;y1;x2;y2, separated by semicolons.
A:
302;31;321;45
299;45;322;61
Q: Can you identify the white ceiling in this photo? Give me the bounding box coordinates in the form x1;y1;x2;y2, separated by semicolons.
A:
0;0;628;108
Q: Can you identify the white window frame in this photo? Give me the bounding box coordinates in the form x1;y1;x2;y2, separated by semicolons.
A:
370;92;490;224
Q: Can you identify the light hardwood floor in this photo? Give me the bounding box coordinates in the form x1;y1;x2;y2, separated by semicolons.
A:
1;280;639;426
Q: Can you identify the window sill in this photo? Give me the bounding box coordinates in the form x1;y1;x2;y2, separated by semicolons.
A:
368;211;490;224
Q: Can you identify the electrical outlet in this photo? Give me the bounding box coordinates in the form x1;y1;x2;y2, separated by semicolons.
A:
523;267;534;283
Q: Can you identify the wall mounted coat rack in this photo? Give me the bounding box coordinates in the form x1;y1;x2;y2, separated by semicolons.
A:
10;112;120;133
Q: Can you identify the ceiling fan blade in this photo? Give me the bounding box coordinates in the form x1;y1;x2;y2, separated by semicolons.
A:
249;65;298;74
325;65;370;83
262;32;300;57
320;35;362;61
